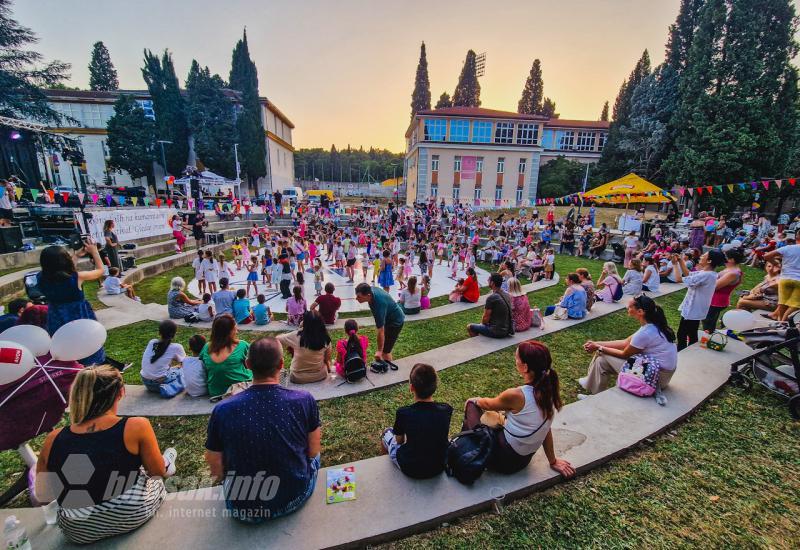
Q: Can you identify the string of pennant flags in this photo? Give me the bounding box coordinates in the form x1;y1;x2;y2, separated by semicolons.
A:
536;177;799;206
4;185;199;209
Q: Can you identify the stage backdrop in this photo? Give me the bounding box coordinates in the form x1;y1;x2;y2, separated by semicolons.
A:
79;207;178;243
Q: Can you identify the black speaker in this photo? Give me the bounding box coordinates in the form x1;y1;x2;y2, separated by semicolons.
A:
121;255;136;270
190;178;201;199
0;225;23;253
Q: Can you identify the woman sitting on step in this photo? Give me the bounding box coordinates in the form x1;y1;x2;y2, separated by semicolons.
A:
277;310;332;384
35;365;175;545
461;340;575;477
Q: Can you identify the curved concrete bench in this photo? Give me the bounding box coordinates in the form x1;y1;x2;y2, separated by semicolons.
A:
116;282;684;417
3;337;752;550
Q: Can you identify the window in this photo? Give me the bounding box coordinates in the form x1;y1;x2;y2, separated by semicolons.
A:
431;155;439;172
494;122;514;144
516;123;539;145
557;130;575;150
576;131;596;151
424;119;446;141
474;188;482;200
495;187;503;200
516;189;524;203
449;119;470;142
430;186;438;197
53;103;82;126
452;187;460;201
497;157;505;173
472;121;492;143
83;104;108;128
518;158;527;174
136;100;156;120
598;132;608;151
454;156;462;172
476;157;484;172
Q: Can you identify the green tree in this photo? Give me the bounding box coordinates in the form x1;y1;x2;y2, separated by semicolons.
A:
410;41;431;119
452;50;481;107
541;97;558;118
537;157;598;198
185;60;237;178
665;0;705;73
294;146;404;182
435;91;452;109
518;59;544;115
229;29;267;189
600;101;609;121
141;49;190;175
106;95;155;184
88;41;118;91
0;0;70;123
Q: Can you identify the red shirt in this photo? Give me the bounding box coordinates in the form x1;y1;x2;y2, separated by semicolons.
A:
462;275;480;303
315;293;342;324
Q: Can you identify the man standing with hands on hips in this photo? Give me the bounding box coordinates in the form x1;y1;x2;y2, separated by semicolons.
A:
355;283;405;371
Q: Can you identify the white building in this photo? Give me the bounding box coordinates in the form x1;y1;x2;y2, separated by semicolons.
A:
39;89;294;195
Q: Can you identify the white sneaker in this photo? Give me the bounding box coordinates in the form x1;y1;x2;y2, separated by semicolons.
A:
163;447;177;476
578;377;589;390
576;393;590;401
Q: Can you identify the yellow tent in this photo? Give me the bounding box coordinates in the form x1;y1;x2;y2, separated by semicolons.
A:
582;173;674;204
381;177;403;187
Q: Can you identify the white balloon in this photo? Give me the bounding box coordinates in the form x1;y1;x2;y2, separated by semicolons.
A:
0;325;51;357
0;341;35;385
50;320;107;362
722;309;756;332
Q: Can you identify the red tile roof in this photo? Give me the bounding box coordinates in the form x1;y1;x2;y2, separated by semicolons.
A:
544;118;610;129
416;107;548;121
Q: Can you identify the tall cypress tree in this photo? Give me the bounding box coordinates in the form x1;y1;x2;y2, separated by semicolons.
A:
141;49;190;175
452;50;481;107
410;42;431;119
435;91;452;109
186;60;237;178
88;41;118;91
106;94;155;184
229;29;267;189
600;101;609;121
541;97;558;118
517;59;544;114
665;0;705;73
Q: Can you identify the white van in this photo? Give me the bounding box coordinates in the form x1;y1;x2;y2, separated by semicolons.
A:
280;186;303;204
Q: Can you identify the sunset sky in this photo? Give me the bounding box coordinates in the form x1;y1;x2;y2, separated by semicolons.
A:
15;0;690;152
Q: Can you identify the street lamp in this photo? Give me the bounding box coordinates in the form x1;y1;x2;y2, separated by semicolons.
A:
157;140;172;198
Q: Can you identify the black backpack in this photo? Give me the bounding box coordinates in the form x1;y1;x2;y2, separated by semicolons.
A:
611;277;624;301
445;426;495;485
342;348;367;383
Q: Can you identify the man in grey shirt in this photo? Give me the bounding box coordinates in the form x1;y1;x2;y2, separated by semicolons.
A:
467;273;514;338
212;277;237;317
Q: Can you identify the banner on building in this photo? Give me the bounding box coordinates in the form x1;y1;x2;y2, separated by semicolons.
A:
78;207;177;243
460;156;477;180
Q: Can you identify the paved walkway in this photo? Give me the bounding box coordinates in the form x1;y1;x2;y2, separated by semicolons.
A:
3;337;752;549
117;282;684;416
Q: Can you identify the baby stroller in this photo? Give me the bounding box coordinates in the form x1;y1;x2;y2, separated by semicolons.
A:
730;318;800;419
610;242;625;264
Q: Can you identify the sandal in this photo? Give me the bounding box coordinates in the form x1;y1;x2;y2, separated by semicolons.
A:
370;361;388;374
385;360;400;371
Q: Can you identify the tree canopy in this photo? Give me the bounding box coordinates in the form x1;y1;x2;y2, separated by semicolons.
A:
294;146;403;183
452;50;481;107
517;59;544;115
410;42;431;119
106;94;155;183
435;91;452;109
88;41;118;91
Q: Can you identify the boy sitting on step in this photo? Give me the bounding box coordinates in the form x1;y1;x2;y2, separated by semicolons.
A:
380;363;453;479
103;267;140;301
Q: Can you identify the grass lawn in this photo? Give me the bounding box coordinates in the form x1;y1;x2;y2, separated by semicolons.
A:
3;257;795;547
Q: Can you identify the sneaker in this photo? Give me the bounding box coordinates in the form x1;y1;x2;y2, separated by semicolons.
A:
578;377;589;390
134;297;142;302
162;447;177;476
576;393;590;401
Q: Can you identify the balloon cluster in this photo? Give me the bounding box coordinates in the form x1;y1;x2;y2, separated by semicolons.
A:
0;320;107;407
721;309;757;332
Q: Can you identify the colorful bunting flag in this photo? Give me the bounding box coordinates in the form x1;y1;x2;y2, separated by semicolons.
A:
47;189;55;202
105;194;112;206
14;187;23;199
131;197;138;206
77;192;85;204
155;198;162;207
60;191;69;203
727;184;734;193
762;180;770;190
30;189;39;202
91;193;99;204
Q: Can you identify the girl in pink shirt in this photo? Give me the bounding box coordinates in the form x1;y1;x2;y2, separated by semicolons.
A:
334;319;370;377
286;285;307;326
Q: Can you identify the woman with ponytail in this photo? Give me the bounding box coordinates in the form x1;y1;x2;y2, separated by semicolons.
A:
36;365;175;544
334;319;370;377
140;320;186;393
462;340;575;477
579;294;678;397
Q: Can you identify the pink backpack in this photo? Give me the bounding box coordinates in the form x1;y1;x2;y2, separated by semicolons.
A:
617;355;660;397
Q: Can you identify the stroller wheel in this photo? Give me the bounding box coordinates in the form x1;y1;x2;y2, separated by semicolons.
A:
729;371;752;390
789;394;800;420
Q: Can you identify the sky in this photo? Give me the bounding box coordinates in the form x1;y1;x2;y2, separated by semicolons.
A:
15;0;691;152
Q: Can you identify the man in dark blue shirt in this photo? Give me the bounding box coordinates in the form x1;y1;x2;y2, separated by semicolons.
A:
0;299;30;333
205;337;321;523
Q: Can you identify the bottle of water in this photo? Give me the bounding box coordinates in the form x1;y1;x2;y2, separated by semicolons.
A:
4;516;32;550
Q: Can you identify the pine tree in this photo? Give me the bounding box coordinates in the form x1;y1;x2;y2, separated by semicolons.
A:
600;101;609;121
186;60;237;178
435;91;452;108
517;59;544;115
665;0;705;73
541;97;558;118
141;49;190;175
452;50;481;107
229;29;267;189
0;0;70;123
410;42;431;119
106;95;155;183
88;41;118;91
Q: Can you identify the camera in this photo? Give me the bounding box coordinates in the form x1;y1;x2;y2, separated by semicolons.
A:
69;232;92;251
24;271;47;304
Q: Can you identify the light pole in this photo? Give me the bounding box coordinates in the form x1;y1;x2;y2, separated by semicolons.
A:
577;162;590;216
233;143;241;200
157;140;172;198
391;163;399;204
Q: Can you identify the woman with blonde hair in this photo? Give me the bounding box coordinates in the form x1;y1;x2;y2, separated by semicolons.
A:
595;261;623;302
35;365;175;544
508;277;533;332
